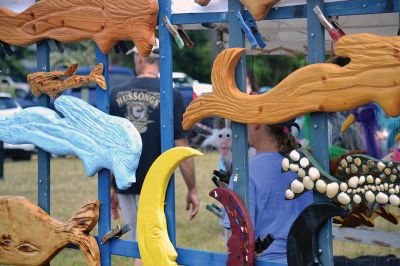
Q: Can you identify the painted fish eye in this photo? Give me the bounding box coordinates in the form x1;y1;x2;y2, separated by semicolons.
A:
17;242;40;253
218;134;223;138
226;134;231;138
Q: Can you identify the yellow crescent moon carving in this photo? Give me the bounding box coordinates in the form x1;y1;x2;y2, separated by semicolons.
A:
137;147;203;266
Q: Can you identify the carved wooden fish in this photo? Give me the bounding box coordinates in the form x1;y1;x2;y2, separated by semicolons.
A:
194;0;280;20
27;63;106;98
0;197;100;266
183;34;400;130
0;0;158;56
284;149;399;226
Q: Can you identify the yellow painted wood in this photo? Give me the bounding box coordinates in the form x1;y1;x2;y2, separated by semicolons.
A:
0;0;158;56
137;147;203;266
183;34;400;130
0;197;100;266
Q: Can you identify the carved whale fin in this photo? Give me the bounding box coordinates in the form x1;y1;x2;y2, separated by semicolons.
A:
64;201;99;233
88;63;106;89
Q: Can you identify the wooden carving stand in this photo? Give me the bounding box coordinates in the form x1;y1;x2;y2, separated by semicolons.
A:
183;34;400;130
0;197;100;266
0;0;158;56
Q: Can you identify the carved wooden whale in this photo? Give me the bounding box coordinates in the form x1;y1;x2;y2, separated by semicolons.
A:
0;197;100;266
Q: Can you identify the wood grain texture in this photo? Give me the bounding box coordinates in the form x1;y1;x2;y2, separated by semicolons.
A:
183;34;400;130
240;0;280;20
193;0;280;20
0;197;100;266
27;63;106;98
0;0;158;56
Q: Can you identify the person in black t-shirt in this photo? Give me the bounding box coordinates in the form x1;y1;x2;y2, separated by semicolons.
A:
109;39;200;252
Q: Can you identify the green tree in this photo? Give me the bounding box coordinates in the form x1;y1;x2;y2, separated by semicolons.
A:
0;46;34;80
172;30;212;83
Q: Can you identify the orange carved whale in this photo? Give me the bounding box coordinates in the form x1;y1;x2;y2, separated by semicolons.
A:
183;34;400;130
0;197;100;266
0;0;158;56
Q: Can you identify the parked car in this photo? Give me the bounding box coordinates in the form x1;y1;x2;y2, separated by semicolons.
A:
64;65;135;107
0;93;36;160
0;75;37;108
173;72;212;108
0;75;30;93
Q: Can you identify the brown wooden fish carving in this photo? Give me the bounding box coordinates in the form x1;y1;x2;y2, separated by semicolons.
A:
27;63;106;98
194;0;211;6
0;197;100;266
241;0;280;20
194;0;280;20
183;34;400;130
0;0;158;56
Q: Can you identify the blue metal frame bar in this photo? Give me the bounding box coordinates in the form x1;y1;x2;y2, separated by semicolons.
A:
159;0;177;246
0;141;3;180
171;0;399;25
307;1;333;265
37;40;51;214
228;0;249;205
95;47;112;266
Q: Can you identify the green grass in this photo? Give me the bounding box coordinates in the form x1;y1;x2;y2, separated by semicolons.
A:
0;153;399;265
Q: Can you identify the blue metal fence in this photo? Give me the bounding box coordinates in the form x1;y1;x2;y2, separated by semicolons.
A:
30;0;398;265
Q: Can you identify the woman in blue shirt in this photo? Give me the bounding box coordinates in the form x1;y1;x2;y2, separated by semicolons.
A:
247;122;313;264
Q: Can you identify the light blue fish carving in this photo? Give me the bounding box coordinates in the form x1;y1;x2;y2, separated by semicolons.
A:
0;95;142;190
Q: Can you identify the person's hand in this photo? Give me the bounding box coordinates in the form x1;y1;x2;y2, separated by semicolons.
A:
186;188;200;220
111;191;120;220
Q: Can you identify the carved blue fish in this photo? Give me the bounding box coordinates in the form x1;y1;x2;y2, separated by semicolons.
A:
0;95;142;190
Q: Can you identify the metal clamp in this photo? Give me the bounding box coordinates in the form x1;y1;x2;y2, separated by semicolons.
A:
235;11;266;49
206;203;223;219
255;234;274;257
177;25;194;48
113;41;129;54
163;16;194;49
101;224;131;244
0;41;13;56
47;39;64;53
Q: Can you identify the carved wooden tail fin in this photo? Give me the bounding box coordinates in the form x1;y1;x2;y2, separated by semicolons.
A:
65;201;100;266
182;48;248;130
65;201;99;233
64;64;78;76
88;63;106;90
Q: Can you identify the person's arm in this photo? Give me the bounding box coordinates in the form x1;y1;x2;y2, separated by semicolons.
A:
175;138;200;220
110;172;120;220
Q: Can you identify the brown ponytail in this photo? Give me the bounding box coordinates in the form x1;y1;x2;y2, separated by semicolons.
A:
265;124;299;156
